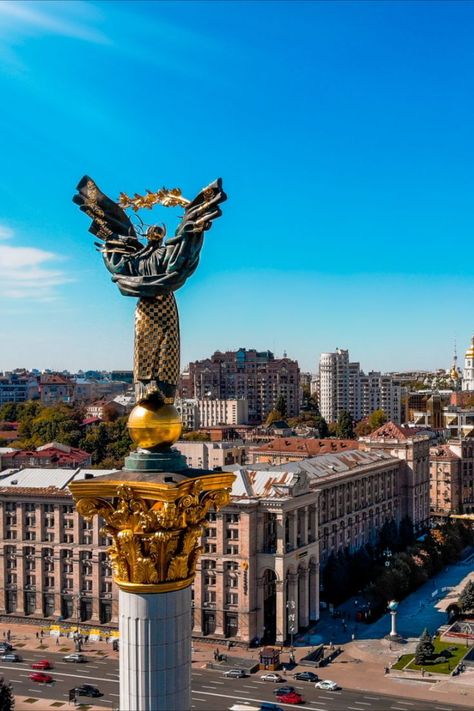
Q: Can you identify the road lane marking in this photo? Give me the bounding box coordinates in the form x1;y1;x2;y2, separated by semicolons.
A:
364;697;380;701
191;689;329;711
353;703;371;706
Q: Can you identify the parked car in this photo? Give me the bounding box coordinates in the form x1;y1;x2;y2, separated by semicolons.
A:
29;672;53;683
278;691;305;704
1;653;22;662
315;679;339;691
73;684;103;698
260;705;284;711
31;659;53;670
0;642;13;653
63;653;87;663
274;685;296;696
261;673;285;683
223;669;247;678
294;671;318;682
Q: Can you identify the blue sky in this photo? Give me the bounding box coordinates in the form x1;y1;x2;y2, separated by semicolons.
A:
0;0;472;374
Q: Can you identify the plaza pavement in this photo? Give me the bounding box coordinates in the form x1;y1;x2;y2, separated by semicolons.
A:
4;554;474;710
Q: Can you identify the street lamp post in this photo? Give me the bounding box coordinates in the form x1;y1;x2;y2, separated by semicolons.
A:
286;600;296;661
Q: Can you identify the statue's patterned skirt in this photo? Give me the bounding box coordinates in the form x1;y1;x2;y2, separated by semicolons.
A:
134;293;180;403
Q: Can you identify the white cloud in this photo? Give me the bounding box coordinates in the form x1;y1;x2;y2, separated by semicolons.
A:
0;237;71;302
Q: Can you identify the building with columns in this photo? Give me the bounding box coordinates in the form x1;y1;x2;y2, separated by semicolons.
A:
192;468;319;644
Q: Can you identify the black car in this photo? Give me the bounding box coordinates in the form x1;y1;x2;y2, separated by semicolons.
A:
0;642;13;653
73;685;103;698
294;671;319;682
273;685;295;696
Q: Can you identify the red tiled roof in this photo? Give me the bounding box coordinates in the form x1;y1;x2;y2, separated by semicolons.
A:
430;446;460;460
366;422;423;441
0;487;70;498
254;437;358;456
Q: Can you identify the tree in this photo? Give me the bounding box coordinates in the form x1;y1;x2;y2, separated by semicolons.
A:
0;678;14;710
0;403;19;422
368;409;387;431
414;628;434;665
275;395;287;419
335;410;354;439
314;415;329;438
398;516;415;548
354;419;372;437
265;409;283;426
458;580;474;612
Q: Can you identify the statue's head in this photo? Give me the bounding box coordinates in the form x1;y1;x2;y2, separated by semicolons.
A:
146;224;166;243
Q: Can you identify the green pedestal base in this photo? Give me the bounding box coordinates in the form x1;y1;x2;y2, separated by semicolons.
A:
124;447;187;473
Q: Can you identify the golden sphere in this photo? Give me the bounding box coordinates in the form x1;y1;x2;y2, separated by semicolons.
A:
127;402;182;449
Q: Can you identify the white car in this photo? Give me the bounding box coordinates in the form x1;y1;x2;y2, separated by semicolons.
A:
315;679;339;691
261;672;285;682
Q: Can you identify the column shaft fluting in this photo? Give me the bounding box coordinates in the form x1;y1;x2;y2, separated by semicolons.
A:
119;587;192;711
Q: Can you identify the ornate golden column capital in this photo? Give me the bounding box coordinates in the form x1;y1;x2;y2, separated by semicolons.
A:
69;473;234;594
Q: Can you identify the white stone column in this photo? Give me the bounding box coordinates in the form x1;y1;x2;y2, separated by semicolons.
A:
119;587;192;711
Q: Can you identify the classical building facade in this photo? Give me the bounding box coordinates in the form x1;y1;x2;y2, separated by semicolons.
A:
430;438;474;516
359;422;431;531
181;348;300;423
193;468;319;645
0;468;117;626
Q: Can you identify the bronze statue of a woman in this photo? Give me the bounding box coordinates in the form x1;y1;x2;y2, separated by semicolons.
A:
73;176;226;450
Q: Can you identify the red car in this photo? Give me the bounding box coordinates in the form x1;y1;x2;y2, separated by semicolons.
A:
31;660;52;670
279;691;305;704
29;672;53;683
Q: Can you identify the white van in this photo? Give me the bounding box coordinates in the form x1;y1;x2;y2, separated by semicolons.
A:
229;706;261;711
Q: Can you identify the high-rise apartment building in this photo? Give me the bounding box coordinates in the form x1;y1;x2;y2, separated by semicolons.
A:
318;348;401;424
181;349;300;423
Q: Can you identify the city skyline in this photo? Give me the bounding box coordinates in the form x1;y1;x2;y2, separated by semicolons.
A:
1;1;473;373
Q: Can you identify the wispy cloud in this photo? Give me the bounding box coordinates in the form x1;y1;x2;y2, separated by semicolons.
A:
0;224;13;240
0;0;110;45
0;229;71;301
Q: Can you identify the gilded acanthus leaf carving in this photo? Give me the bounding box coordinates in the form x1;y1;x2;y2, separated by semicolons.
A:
70;477;234;592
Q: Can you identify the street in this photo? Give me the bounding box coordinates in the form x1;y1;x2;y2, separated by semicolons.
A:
2;647;467;711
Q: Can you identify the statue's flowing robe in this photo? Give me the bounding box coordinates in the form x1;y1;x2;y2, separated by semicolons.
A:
104;233;204;403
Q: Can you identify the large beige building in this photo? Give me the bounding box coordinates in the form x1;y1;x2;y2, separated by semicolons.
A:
0;468;117;626
0;429;428;645
359;421;431;532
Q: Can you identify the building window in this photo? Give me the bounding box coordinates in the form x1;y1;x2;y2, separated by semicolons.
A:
225;544;239;555
204;590;216;604
225;561;238;571
205;527;217;538
226;529;239;540
25;531;36;541
226;513;240;523
6;530;17;540
204;544;217;554
225;592;238;606
6;574;17;585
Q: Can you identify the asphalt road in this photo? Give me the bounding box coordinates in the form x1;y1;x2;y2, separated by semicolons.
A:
0;649;466;711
